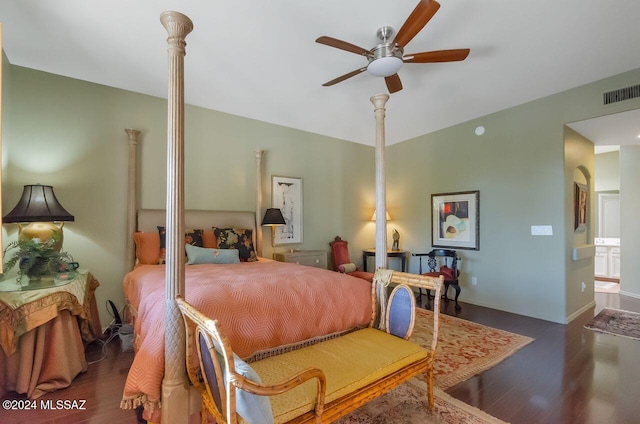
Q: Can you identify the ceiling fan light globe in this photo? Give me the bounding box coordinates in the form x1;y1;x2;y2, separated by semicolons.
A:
367;56;403;77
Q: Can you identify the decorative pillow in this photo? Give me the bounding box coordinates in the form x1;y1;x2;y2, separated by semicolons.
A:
185;244;240;265
158;226;204;262
213;227;257;262
202;230;217;248
133;232;161;265
199;334;274;424
338;262;357;273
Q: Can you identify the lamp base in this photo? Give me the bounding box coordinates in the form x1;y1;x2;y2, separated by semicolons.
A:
18;222;65;251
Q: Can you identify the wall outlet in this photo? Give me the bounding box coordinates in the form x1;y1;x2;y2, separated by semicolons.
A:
581;281;586;292
471;277;478;286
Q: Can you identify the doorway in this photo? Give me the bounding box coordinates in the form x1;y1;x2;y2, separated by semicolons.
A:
594;152;620;290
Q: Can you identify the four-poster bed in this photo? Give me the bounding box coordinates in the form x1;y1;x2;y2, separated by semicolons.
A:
120;10;415;424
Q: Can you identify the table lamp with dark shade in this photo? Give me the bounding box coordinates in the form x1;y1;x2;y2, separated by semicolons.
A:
261;208;286;253
3;184;74;251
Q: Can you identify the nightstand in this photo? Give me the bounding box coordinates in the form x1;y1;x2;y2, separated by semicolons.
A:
362;249;408;272
0;270;102;398
274;250;328;269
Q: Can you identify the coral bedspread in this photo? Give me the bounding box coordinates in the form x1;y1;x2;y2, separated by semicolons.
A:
121;259;372;413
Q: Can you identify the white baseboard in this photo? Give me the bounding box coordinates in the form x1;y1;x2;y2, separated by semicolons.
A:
565;300;596;324
619;290;640;300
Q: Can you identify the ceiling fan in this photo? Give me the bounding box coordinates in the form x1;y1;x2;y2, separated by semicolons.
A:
316;0;470;94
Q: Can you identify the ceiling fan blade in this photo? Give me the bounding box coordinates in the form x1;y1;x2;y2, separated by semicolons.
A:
385;74;403;93
322;67;367;87
316;36;370;56
403;49;470;63
393;0;441;48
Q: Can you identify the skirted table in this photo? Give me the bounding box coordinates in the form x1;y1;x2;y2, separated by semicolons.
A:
0;270;102;399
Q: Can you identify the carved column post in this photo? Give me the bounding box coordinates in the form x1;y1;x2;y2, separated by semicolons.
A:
255;149;264;257
371;93;389;330
160;11;193;424
125;129;140;272
371;94;389;270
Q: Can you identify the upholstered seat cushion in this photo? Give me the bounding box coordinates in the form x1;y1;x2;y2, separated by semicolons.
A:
424;265;456;281
249;328;427;423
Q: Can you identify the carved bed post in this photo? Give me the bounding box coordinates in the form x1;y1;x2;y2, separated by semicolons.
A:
371;94;389;270
371;93;389;330
160;11;193;424
125;129;140;272
255;149;264;257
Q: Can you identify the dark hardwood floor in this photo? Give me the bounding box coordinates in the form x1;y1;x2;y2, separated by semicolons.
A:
2;338;139;424
3;289;639;424
433;290;640;424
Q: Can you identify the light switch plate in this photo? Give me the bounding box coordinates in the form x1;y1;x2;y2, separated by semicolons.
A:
531;225;553;236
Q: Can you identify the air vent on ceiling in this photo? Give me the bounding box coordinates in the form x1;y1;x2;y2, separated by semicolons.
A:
603;84;640;105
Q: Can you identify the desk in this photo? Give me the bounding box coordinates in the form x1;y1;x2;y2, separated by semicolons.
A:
0;270;101;399
362;249;408;272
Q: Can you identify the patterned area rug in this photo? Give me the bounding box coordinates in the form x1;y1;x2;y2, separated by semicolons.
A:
337;309;533;423
337;379;506;424
412;308;534;389
585;308;640;341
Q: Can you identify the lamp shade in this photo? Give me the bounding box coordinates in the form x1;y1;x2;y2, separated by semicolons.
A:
371;210;391;221
261;208;286;226
3;184;74;223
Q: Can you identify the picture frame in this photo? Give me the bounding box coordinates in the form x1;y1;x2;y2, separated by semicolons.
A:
574;182;587;232
271;175;303;245
431;190;480;250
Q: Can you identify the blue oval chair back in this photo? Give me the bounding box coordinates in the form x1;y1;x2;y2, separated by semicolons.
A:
386;284;416;340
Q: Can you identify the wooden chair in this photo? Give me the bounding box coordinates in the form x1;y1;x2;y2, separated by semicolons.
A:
414;249;462;310
329;236;374;282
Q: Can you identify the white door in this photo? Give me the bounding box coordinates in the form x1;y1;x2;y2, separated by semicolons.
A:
609;247;621;279
595;246;608;278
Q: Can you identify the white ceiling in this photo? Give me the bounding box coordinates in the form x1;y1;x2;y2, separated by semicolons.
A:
567;108;640;153
1;0;640;146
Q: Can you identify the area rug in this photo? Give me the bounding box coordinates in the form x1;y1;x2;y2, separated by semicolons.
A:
336;378;506;424
584;308;640;341
411;308;534;389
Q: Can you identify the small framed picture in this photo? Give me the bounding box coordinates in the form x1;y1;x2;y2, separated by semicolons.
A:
574;182;587;232
431;190;480;250
271;176;303;245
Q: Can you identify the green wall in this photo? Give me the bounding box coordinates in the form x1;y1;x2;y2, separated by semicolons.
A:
1;65;375;326
3;60;640;325
387;68;640;323
595;150;620;192
620;145;640;298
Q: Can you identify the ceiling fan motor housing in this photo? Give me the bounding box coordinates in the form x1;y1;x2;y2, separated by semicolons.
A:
367;43;404;77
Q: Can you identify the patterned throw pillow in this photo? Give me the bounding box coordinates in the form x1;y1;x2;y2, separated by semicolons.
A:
158;226;204;263
213;227;257;262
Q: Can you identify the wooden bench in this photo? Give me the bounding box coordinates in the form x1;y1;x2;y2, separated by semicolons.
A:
177;269;443;424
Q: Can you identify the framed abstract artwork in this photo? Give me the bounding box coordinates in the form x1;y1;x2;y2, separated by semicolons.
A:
431;190;480;250
574;182;587;232
271;175;303;245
